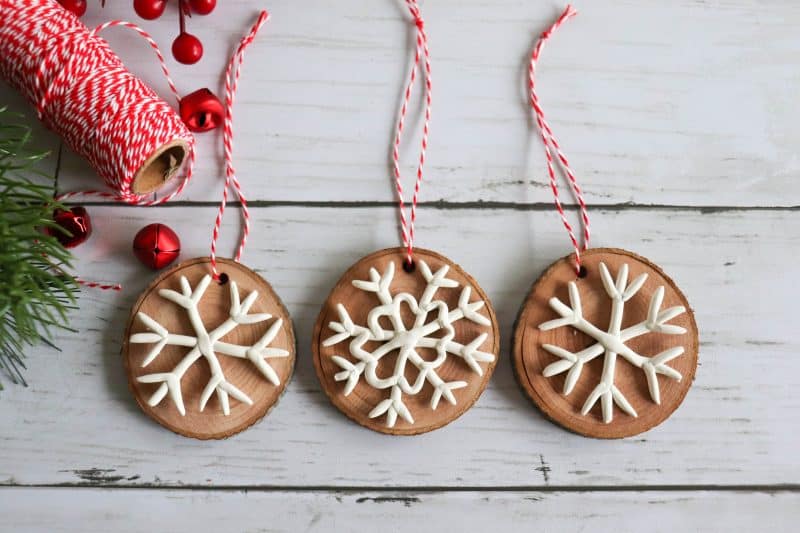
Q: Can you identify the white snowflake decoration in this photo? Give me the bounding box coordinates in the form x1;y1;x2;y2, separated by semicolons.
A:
129;274;289;416
539;262;687;423
323;260;495;428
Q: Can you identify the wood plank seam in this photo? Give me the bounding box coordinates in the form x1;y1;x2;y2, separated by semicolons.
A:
2;484;799;493
53;201;800;211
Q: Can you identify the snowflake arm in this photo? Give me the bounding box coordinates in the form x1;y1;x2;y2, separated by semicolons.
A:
416;333;494;376
215;318;290;385
352;262;395;305
537;262;688;423
130;275;287;416
129;312;197;367
404;346;468;409
369;386;415;427
640;346;684;404
644;285;687;336
417;260;459;313
455;286;492;327
227;282;272;324
323;260;494;428
323;304;367;347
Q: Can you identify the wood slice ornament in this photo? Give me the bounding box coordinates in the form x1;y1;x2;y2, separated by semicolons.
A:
512;248;698;438
121;12;290;439
312;2;498;434
123;257;295;439
313;248;499;435
513;6;699;437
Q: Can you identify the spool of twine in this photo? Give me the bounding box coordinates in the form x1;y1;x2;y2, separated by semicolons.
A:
0;0;194;203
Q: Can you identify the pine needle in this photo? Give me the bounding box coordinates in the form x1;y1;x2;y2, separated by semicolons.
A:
0;107;78;390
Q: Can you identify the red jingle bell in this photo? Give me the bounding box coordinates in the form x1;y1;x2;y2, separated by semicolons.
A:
179;88;224;132
133;223;181;270
46;207;92;248
172;31;204;65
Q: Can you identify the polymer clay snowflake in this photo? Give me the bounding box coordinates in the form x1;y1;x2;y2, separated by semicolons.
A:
539;262;687;423
129;275;289;416
323;261;495;428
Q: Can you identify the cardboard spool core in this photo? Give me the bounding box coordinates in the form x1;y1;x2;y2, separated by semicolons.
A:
131;139;189;195
122;257;296;440
512;248;699;439
312;247;500;436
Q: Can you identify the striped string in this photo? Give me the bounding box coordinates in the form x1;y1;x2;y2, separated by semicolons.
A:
73;277;122;292
55;20;190;291
209;10;270;280
62;11;269;289
529;5;591;274
0;1;199;291
391;0;432;268
62;20;190;292
0;1;196;205
54;19;195;206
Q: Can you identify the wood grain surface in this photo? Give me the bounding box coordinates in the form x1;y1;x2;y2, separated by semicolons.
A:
1;488;797;533
513;248;699;438
312;247;499;435
1;206;796;487
123;257;296;440
1;0;798;530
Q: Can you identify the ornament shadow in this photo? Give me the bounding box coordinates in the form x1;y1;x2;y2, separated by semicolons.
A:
492;264;552;428
97;269;160;422
255;263;344;421
486;217;559;433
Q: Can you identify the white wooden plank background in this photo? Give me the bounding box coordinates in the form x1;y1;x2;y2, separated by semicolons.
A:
49;0;800;207
1;0;799;531
1;488;797;533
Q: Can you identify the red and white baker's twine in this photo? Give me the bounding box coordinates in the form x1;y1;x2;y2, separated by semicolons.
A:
529;5;591;274
392;0;432;267
0;0;199;291
72;277;122;292
209;10;270;280
0;0;195;206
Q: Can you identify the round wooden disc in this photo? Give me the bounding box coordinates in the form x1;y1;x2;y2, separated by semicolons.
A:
122;257;295;439
512;248;698;439
312;247;500;436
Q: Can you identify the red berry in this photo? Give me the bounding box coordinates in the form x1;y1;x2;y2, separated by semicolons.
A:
134;0;167;20
57;0;87;16
189;0;216;15
172;32;204;64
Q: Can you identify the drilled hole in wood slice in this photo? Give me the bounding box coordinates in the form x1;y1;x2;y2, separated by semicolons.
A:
122;257;296;440
512;248;699;439
312;247;500;436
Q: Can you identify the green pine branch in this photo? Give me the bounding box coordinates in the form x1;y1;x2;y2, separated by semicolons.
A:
0;107;78;390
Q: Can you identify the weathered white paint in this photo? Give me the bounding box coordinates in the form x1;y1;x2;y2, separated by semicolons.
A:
1;487;797;533
3;1;800;205
0;206;796;488
0;1;797;529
